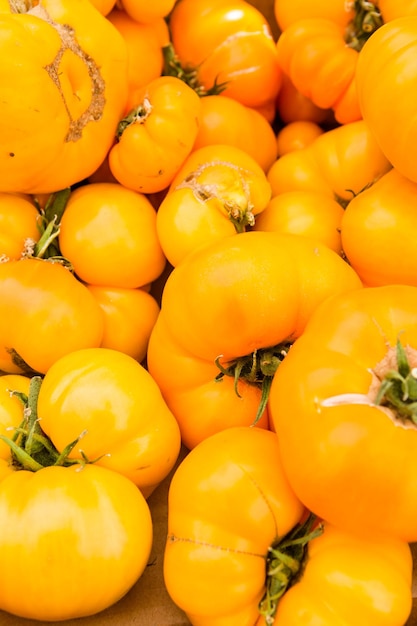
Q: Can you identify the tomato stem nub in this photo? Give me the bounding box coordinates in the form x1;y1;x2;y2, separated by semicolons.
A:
259;514;323;624
162;43;228;97
375;340;417;423
345;0;383;51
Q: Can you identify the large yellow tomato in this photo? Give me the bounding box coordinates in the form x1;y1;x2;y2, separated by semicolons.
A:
0;0;128;193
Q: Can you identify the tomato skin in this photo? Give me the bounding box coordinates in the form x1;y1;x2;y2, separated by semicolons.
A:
256;523;413;626
0;1;128;193
276;120;323;156
274;0;353;31
341;168;417;286
269;285;417;541
253;190;344;254
0;258;104;375
58;182;166;289
107;9;168;111
168;0;282;112
116;0;176;23
37;347;181;498
276;74;333;125
0;463;153;621
164;427;306;625
147;231;362;448
193;95;278;173
109;76;202;194
356;16;417;183
86;285;160;363
0;193;40;261
267;120;392;202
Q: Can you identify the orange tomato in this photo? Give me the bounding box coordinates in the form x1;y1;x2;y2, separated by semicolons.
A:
0;193;40;261
87;0;117;14
253;190;344;254
267;120;391;203
274;0;354;31
86;285;160;363
192;95;278;173
0;0;128;194
276;74;334;125
147;231;362;449
276;120;324;156
341;167;417;286
109;76;202;194
107;9;169;113
168;0;282;113
0;258;104;375
58;182;166;289
269;284;417;541
155;144;272;267
116;0;176;23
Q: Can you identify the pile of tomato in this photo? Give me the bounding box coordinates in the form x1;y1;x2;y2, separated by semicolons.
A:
1;0;417;623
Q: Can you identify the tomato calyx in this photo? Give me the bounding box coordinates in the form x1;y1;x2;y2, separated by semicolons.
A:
345;0;383;52
259;513;323;624
28;188;72;267
374;340;417;423
162;43;228;97
215;342;292;424
0;376;98;472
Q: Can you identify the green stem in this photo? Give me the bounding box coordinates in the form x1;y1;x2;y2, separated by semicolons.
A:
162;42;228;96
31;188;72;262
375;339;417;423
259;514;324;624
345;0;383;51
215;343;292;424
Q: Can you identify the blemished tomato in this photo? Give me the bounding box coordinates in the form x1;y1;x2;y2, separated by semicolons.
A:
58;182;166;289
37;347;182;498
147;231;362;449
0;463;153;621
0;258;104;375
109;76;202;194
0;192;40;261
107;9;169;113
356;15;417;183
164;426;413;626
341;167;417;287
269;284;417;542
192;95;278;173
275;120;324;156
266;120;392;202
253;190;344;254
86;284;160;363
156;143;272;267
0;0;128;194
168;0;282;114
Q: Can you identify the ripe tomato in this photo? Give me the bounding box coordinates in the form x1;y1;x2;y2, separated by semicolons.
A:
192;95;278;173
86;285;160;363
356;15;417;183
58;182;166;289
276;120;324;156
107;9;169;113
0;0;128;193
253;190;344;254
156;143;272;267
274;0;354;31
0;193;40;261
341;167;417;287
168;0;282;113
0;463;153;621
109;76;202;194
269;284;417;541
267;120;391;203
0;258;104;375
116;0;176;23
165;426;412;626
276;74;334;125
37;347;182;497
147;231;362;449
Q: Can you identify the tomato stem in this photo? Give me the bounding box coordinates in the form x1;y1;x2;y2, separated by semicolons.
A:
30;188;73;265
259;514;323;624
215;343;291;424
375;340;417;423
345;1;383;51
162;43;228;97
